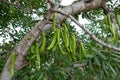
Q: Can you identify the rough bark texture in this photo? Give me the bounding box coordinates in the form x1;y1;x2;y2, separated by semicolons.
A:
0;0;108;80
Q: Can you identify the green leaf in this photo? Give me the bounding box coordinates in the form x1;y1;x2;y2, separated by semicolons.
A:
112;58;120;63
97;53;106;60
94;56;100;66
88;60;93;71
111;53;120;59
86;54;94;59
107;63;117;75
102;62;109;76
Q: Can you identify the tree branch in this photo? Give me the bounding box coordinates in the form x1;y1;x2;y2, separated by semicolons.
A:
54;10;120;52
0;0;110;80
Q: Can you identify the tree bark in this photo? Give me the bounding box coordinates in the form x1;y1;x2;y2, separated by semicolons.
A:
0;0;108;80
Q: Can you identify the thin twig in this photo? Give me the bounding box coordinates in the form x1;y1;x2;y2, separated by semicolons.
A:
73;63;87;68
